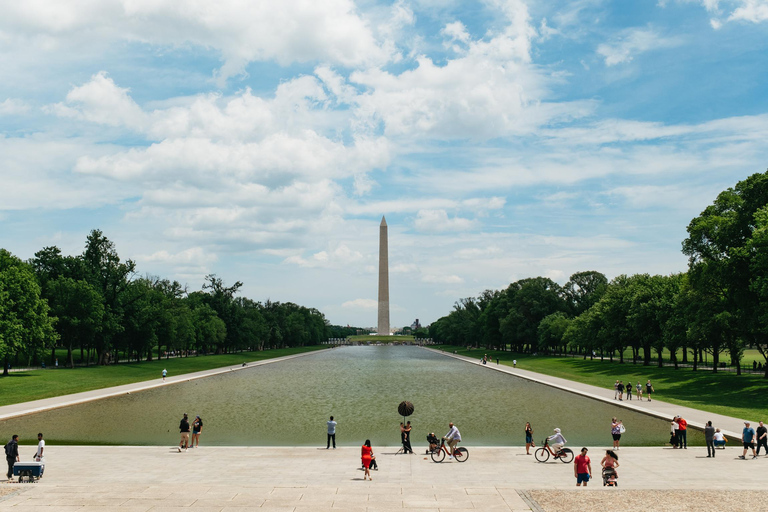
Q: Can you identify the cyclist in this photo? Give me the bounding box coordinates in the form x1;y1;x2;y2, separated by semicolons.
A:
443;422;461;459
547;428;567;457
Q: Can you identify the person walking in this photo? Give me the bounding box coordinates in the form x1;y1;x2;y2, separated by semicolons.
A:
611;418;622;450
5;435;19;481
525;422;535;455
178;413;190;452
34;433;45;462
677;415;688;449
705;421;715;458
646;380;653;401
613;380;619;399
740;421;757;459
636;381;642;400
361;440;374;480
574;447;591;487
601;449;619;485
617;381;624;401
625;380;632;400
756;421;768;456
327;416;337;449
162;368;167;381
190;416;203;448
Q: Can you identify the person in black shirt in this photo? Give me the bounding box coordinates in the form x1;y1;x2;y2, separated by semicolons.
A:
178;413;190;452
5;435;19;480
617;381;625;401
757;421;768;456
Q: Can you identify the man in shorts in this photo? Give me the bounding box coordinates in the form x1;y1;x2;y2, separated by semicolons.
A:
574;447;591;486
740;421;757;459
646;380;653;401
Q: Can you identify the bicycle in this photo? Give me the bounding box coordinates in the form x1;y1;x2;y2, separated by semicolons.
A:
431;438;469;463
534;438;574;463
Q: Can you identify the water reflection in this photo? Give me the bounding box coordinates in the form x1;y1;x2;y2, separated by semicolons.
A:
3;346;701;447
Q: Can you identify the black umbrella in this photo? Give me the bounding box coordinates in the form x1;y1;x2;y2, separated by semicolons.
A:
398;401;414;417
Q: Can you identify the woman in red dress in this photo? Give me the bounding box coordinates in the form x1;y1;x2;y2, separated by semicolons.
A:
361;440;374;480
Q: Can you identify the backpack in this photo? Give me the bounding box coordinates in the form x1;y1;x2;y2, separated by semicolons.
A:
4;441;13;457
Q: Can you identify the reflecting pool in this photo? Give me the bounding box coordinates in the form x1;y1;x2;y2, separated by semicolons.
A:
2;346;702;447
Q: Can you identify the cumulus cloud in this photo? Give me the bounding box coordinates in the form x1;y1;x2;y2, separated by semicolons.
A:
0;98;31;115
0;0;393;82
597;27;682;66
414;209;477;233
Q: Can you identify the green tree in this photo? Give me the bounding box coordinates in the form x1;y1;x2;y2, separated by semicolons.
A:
682;170;768;375
0;249;58;374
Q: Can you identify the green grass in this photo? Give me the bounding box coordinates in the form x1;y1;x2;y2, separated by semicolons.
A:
433;345;768;421
0;346;327;407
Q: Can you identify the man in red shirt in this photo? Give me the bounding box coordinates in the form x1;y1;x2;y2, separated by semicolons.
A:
574;447;592;486
677;416;688;449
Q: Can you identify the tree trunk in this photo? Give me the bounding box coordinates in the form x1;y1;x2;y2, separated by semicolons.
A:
2;356;8;376
681;346;688;363
712;350;718;373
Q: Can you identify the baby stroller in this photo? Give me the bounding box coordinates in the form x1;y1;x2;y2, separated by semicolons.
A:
602;467;618;487
425;433;440;455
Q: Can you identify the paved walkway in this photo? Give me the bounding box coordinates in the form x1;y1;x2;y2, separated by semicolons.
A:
2;445;766;511
430;349;753;440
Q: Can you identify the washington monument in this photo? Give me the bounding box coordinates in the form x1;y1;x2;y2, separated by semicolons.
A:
377;216;390;335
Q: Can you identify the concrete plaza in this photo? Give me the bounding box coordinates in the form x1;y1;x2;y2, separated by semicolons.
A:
1;444;766;511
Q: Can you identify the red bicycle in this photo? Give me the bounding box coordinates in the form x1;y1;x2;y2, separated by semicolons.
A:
431;438;469;463
534;438;574;463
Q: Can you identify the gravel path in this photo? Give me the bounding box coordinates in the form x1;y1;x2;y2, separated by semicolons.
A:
530;490;768;512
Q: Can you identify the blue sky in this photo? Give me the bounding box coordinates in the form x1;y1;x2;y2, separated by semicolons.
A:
1;0;767;329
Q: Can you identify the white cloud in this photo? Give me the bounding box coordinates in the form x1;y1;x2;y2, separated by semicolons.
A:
597;27;682;66
341;298;378;309
0;0;393;82
0;98;31;115
414;209;477;233
728;0;768;22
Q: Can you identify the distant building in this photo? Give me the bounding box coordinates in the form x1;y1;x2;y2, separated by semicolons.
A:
410;318;421;330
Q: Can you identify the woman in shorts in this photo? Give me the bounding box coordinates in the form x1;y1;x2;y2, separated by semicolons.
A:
190;416;203;448
525;422;534;455
611;418;622;449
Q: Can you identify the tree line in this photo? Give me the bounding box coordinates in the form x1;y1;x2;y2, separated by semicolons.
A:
0;230;353;374
429;171;768;377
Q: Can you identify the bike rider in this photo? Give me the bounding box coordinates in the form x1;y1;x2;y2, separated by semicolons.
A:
443;422;461;459
548;428;567;457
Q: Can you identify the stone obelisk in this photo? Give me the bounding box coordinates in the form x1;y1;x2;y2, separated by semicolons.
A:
377;216;390;335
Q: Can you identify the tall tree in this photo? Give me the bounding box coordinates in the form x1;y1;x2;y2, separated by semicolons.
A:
0;250;58;374
682;170;768;375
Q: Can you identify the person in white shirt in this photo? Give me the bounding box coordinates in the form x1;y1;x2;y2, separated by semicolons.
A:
443;422;461;458
547;428;567;455
34;433;45;462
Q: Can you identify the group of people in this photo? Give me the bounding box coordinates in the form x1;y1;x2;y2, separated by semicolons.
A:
737;421;768;459
5;433;45;481
613;380;653;401
669;415;688;449
573;447;619;487
177;413;203;452
325;416;463;480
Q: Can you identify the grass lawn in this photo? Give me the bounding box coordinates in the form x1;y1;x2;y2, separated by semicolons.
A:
434;345;768;422
0;346;327;407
